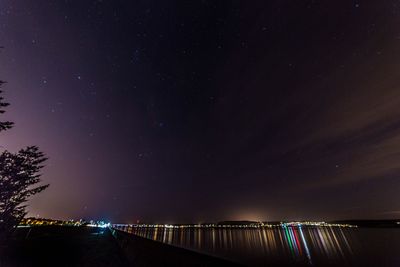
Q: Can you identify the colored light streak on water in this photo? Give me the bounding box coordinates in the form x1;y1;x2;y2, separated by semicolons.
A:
321;229;332;255
339;227;354;255
328;227;345;259
288;227;298;255
291;227;303;255
316;227;330;257
277;228;286;253
323;227;337;258
283;225;296;257
311;228;327;257
299;226;312;265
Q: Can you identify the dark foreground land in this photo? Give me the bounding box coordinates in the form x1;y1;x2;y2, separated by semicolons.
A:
0;226;241;267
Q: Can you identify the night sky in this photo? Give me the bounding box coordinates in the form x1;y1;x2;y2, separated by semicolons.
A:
1;1;400;223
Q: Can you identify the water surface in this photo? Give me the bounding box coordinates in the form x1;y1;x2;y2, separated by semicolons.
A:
113;225;400;266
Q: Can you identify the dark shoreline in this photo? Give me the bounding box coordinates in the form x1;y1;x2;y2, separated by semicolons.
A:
0;226;242;267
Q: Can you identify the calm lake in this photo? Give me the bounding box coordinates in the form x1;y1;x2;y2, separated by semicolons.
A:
114;225;400;267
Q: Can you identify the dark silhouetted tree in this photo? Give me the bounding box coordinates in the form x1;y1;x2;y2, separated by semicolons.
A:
0;81;49;239
0;81;13;131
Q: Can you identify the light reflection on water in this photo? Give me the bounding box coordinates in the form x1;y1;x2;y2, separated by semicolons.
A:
114;225;359;266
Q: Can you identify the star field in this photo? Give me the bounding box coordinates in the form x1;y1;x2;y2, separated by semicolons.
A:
1;1;400;223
